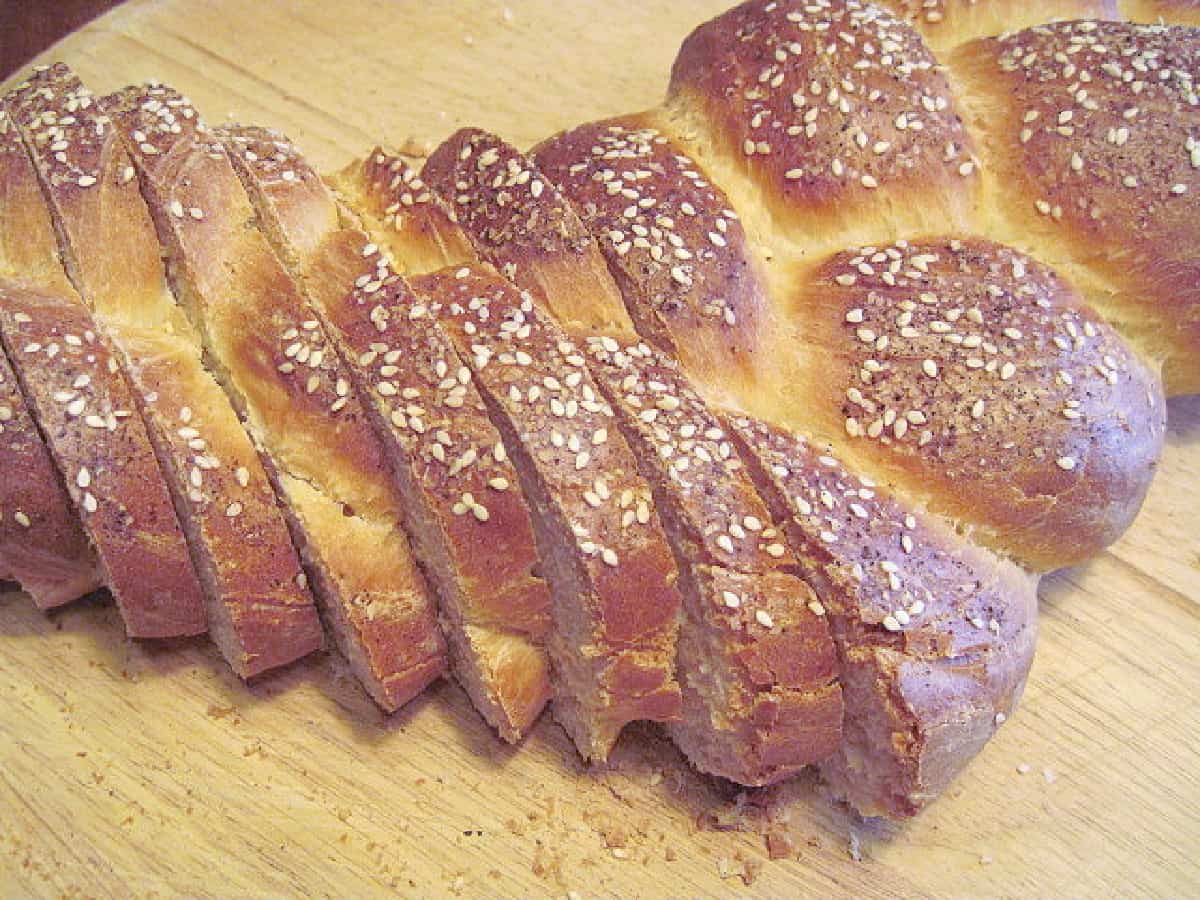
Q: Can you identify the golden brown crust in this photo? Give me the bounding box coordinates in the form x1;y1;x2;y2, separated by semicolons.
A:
534;118;769;393
0;285;207;638
879;0;1119;50
0;342;100;608
328;149;477;275
7;65;322;678
407;265;683;761
728;414;1038;818
421;128;634;335
219;123;554;740
949;20;1200;393
667;0;978;242
100;84;446;708
793;237;1165;570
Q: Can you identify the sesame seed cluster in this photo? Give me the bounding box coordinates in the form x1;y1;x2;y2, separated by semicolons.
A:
338;248;530;534
584;337;792;576
5;64;118;195
535;122;761;345
818;238;1160;476
413;267;661;574
0;296;143;527
105;86;376;429
671;0;977;202
429;128;592;274
986;21;1197;233
731;415;1013;644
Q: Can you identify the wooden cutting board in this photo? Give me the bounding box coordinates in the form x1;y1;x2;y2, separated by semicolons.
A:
1;2;1197;896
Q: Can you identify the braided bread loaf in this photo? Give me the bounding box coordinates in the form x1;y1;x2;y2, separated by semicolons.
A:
0;0;1193;821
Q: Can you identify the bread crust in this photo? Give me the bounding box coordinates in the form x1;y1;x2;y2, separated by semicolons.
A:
0;341;100;608
949;20;1200;393
328;149;477;275
667;0;979;245
423;128;634;335
795;237;1166;570
534;118;769;395
7;65;322;677
406;265;683;761
219;124;553;741
100;84;445;708
728;414;1038;818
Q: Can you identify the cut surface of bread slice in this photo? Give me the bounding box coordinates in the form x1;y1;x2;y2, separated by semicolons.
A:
406;265;683;762
218;123;553;740
100;84;446;709
728;415;1038;819
6;65;322;678
0;340;100;608
0;107;205;638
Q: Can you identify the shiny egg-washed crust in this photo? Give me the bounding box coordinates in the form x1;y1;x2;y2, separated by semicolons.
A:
0;343;100;608
1121;0;1200;25
7;66;322;678
666;0;979;244
328;149;477;275
533;118;769;394
583;337;843;785
219;124;553;742
728;415;1038;819
407;266;683;763
0;106;204;637
0;286;207;638
797;237;1165;571
100;84;446;709
949;21;1200;393
421;128;634;336
538;99;1163;572
879;0;1118;50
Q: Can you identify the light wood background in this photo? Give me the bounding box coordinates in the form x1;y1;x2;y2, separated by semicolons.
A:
1;2;1197;897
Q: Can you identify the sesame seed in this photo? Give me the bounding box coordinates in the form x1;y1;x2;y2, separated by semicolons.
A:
1056;456;1077;471
755;609;774;628
601;548;619;567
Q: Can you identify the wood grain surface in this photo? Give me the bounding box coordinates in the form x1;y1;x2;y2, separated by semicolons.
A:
1;2;1198;897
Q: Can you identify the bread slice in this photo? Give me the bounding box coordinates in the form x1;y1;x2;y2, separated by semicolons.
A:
327;149;477;275
583;338;843;784
5;65;323;678
0;107;205;638
406;265;683;762
727;415;1038;818
0;341;100;608
99;84;446;708
217;124;553;740
418;128;843;784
